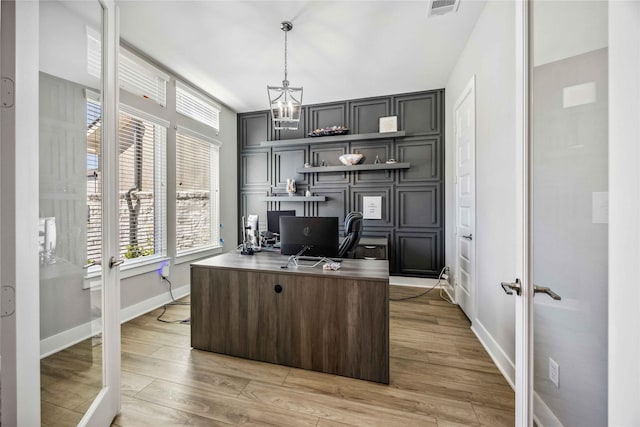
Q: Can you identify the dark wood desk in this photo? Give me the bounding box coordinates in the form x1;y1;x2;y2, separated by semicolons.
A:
190;252;389;383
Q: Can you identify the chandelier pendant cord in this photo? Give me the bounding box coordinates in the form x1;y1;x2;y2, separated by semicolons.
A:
283;29;288;84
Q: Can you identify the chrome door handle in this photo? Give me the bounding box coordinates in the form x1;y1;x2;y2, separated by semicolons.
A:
462;234;473;240
109;256;124;269
83;259;101;269
501;279;521;296
533;285;561;300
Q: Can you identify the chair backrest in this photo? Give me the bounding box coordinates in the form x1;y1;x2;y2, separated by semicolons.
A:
338;212;363;258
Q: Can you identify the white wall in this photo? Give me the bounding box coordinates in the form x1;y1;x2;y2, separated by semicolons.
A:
609;1;640;425
445;0;518;378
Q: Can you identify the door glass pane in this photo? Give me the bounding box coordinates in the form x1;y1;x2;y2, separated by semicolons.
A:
39;1;104;423
531;1;608;425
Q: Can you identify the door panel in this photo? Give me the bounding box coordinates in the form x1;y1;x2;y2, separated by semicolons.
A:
454;77;475;319
529;1;608;425
39;1;119;425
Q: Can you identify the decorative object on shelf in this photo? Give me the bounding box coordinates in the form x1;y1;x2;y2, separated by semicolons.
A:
321;160;326;166
305;189;311;197
339;153;364;166
304;162;311;168
286;178;296;196
379;116;398;133
308;125;349;137
385;158;397;164
267;21;303;130
374;155;381;164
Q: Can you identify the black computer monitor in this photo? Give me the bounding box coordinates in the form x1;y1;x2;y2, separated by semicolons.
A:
267;210;296;234
279;216;339;258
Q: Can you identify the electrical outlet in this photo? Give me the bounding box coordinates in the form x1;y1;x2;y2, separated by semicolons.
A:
549;357;559;388
161;265;170;278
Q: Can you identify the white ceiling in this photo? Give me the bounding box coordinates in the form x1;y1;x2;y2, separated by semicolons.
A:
117;1;486;113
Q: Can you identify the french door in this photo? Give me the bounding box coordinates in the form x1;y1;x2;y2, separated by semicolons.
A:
38;0;120;425
513;1;609;425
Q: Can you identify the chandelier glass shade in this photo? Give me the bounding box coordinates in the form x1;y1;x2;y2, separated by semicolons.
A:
267;21;303;130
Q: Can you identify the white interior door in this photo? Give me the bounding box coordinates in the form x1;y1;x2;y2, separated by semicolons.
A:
454;76;476;320
38;1;120;425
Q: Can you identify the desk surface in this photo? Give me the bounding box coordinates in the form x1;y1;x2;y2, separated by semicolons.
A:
192;251;389;282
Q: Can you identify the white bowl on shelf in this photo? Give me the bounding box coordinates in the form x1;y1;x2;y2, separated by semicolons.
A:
339;153;363;166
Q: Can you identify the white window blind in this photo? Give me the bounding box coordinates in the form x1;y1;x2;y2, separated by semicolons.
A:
176;81;221;132
119;48;169;107
176;129;220;254
86;95;102;266
86;26;101;79
119;107;167;262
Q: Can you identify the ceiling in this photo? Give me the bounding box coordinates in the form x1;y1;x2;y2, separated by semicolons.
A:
116;1;486;113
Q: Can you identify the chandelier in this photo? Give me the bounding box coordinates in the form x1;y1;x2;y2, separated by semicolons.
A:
267;21;303;130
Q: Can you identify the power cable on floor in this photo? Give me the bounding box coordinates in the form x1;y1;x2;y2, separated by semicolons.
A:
390;266;454;304
156;276;191;324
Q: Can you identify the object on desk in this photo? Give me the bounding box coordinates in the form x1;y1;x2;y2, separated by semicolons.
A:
339;153;363;166
323;262;341;271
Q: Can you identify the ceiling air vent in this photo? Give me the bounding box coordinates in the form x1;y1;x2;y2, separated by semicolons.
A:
427;0;461;17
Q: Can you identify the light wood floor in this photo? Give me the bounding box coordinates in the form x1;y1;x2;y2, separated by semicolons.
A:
41;286;515;426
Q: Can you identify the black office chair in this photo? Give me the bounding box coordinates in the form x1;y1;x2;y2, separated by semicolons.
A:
338;212;363;258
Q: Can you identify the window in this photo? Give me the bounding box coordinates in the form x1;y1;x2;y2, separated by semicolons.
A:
87;93;102;266
119;47;169;107
119;106;167;263
176;81;221;132
176;129;220;254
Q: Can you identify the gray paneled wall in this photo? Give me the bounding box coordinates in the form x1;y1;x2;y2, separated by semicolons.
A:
237;90;444;277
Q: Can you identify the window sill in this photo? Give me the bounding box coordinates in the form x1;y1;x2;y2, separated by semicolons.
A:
175;246;223;265
83;256;171;289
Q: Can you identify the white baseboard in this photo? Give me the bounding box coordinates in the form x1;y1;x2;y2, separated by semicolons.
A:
533;391;563;427
40;318;102;359
471;319;516;390
390;276;447;289
119;283;190;324
40;283;190;358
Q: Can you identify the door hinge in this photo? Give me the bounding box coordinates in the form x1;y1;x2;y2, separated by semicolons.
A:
1;77;15;108
1;285;16;317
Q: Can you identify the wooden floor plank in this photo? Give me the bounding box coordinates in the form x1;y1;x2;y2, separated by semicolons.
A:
240;380;438;427
121;351;249;398
39;286;515;426
135;379;320;426
148;346;292;386
283;368;479;425
112;395;233;427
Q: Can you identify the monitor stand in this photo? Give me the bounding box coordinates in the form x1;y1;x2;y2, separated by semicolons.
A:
280;246;337;269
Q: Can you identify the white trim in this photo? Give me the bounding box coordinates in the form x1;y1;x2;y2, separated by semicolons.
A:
119;283;190;324
40;283;190;358
471;319;516;390
533;392;563;427
120;102;170;129
40;318;102;359
175;246;222;265
389;276;444;288
176;125;223;146
514;1;532;426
